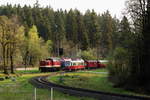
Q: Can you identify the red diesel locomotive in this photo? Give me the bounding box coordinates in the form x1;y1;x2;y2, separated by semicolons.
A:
39;57;61;72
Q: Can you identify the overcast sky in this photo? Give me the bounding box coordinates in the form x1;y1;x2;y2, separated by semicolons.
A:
0;0;127;18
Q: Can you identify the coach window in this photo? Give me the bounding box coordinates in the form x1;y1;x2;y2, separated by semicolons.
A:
73;63;76;66
82;62;84;65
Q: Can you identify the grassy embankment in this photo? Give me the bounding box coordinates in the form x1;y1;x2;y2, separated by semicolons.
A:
0;70;95;100
49;68;150;97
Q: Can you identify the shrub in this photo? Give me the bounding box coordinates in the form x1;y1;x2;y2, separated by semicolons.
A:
107;47;130;86
80;49;97;60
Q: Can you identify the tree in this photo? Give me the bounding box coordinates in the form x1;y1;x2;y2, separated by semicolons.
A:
65;9;78;43
75;9;89;50
111;16;120;49
21;25;51;67
80;49;97;60
0;16;25;74
108;47;130;85
23;5;34;27
45;40;53;55
27;25;41;66
100;11;113;57
125;0;147;32
118;16;132;48
40;7;53;40
53;11;66;56
0;4;124;58
9;16;25;73
0;16;10;74
21;25;40;67
122;0;150;88
84;10;100;48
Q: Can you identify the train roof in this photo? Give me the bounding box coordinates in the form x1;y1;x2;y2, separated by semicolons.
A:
46;57;60;61
85;60;108;63
98;60;108;63
85;60;98;62
40;60;50;62
60;58;72;61
71;58;84;62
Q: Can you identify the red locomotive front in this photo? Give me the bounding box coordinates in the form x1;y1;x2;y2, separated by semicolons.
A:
39;60;53;72
39;57;61;72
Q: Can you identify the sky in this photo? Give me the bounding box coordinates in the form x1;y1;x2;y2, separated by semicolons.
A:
0;0;127;18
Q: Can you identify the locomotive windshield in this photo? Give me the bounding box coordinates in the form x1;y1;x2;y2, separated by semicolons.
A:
65;61;71;66
61;61;71;67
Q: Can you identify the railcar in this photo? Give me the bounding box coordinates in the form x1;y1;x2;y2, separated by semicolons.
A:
85;60;98;69
97;60;107;68
63;58;85;71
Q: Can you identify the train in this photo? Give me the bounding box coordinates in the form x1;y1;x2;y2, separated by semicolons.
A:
39;57;107;72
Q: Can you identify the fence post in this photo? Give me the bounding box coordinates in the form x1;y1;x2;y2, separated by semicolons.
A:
51;87;53;100
34;88;36;100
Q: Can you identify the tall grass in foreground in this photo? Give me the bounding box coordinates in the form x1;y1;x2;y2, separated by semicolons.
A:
49;72;150;97
0;73;95;100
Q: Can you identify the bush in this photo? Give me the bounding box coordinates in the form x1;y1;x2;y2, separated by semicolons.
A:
107;47;130;86
80;49;97;60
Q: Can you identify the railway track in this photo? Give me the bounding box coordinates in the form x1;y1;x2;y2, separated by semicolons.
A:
29;72;150;100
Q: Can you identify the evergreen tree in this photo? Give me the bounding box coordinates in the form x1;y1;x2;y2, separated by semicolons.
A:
119;16;132;48
65;9;78;44
0;4;122;58
53;11;66;56
126;0;150;87
75;9;89;50
23;5;34;27
100;11;113;57
84;10;100;48
111;16;120;49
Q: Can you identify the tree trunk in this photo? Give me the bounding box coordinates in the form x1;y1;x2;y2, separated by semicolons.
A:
139;0;150;85
10;55;14;74
24;51;29;70
144;0;150;84
3;46;8;74
6;45;9;73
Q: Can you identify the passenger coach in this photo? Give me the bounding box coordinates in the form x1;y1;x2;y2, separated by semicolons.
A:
64;58;85;71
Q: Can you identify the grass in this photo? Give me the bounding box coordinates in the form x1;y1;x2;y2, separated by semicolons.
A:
16;69;41;74
48;70;150;97
0;71;95;100
81;68;108;73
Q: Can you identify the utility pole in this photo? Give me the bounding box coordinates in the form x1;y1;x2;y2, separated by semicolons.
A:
34;88;36;100
51;87;53;100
